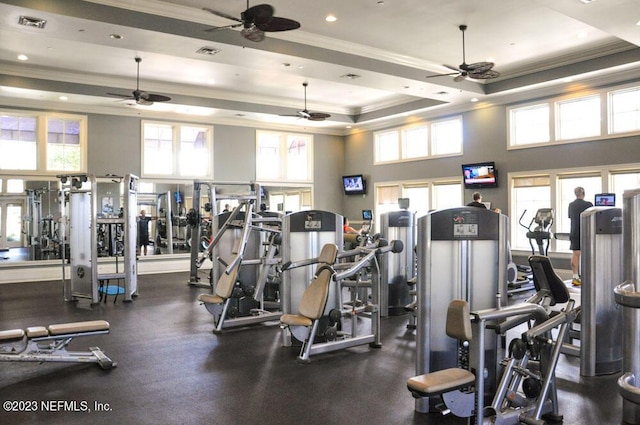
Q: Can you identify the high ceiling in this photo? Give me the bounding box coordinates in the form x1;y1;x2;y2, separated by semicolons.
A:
1;0;639;134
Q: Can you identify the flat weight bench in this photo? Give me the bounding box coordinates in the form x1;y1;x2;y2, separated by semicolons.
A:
407;299;476;418
0;320;116;370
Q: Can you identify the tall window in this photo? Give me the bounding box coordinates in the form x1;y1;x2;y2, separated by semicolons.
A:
256;131;313;183
374;117;462;164
611;171;640;206
432;182;462;210
0;111;86;174
47;118;82;171
142;121;213;178
610;87;640;134
511;176;551;251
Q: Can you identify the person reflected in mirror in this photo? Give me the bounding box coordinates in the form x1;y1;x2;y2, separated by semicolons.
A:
568;186;593;287
137;209;155;256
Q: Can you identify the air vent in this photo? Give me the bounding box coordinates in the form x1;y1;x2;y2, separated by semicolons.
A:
18;16;47;29
196;46;221;55
340;73;361;80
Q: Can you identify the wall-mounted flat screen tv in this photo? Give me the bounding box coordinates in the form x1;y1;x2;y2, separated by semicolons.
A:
462;162;498;189
342;174;366;195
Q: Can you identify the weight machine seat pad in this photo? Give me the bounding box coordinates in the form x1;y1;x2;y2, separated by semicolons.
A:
407;368;475;397
0;329;25;342
198;293;224;305
48;320;110;336
280;314;313;327
26;326;48;338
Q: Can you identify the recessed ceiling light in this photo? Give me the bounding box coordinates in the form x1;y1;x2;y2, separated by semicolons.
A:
346;125;352;129
579;0;596;3
59;96;68;101
325;15;337;23
109;34;123;40
17;54;28;61
470;98;479;102
18;16;47;29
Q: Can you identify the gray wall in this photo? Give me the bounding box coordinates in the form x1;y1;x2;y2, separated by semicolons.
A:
343;103;640;222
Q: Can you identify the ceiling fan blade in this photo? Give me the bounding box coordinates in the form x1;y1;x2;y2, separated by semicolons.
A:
243;4;274;26
204;23;243;32
143;93;171;103
307;112;331;121
202;7;242;23
466;61;495;73
425;72;460;79
258;16;301;32
468;69;501;80
453;73;468;82
107;92;134;99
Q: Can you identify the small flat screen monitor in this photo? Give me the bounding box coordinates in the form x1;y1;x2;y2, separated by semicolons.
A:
174;191;183;204
462;162;498;189
342;174;366;195
594;193;615;207
362;209;373;221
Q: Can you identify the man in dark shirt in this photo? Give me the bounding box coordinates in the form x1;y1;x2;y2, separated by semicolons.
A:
466;192;487;209
137;210;153;256
568;187;593;286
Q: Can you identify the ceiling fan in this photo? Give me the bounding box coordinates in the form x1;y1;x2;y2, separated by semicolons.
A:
281;82;331;121
203;1;300;42
427;25;500;82
107;57;171;105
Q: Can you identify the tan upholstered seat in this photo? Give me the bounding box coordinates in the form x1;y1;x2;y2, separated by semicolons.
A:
48;320;110;336
0;329;25;341
407;299;474;397
199;254;242;306
280;267;334;327
25;326;48;338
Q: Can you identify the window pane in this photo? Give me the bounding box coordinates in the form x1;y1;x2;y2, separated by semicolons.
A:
0;115;37;170
611;172;640;208
286;135;310;181
6;204;22;242
512;185;551;251
431;118;462;155
403;185;429;215
47;118;82;171
256;133;281;180
556;176;601;251
6;179;24;193
557;96;600;140
610;87;640;134
403;126;428;159
511;104;550;146
432;183;462;210
143;123;173;175
179;126;209;177
375;130;399;162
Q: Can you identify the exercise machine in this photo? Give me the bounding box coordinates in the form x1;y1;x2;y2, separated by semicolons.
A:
59;173;138;304
580;206;623;376
408;267;578;425
519;208;554;256
0;320;116;370
615;187;640;425
379;209;415;316
280;238;403;363
414;206;509;413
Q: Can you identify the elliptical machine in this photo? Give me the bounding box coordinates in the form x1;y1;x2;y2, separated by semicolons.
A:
519;208;554;256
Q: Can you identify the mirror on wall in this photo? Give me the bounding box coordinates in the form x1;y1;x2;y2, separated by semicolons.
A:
0;176;313;263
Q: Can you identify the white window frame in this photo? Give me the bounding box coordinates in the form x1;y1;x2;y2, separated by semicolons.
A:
256;130;313;184
373;116;462;165
141;120;213;180
0;109;88;175
508;82;640;150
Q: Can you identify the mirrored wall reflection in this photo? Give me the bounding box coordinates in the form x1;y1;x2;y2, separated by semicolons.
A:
0;176;313;262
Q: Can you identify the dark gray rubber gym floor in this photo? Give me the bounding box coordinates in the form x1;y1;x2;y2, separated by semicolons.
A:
0;273;622;425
